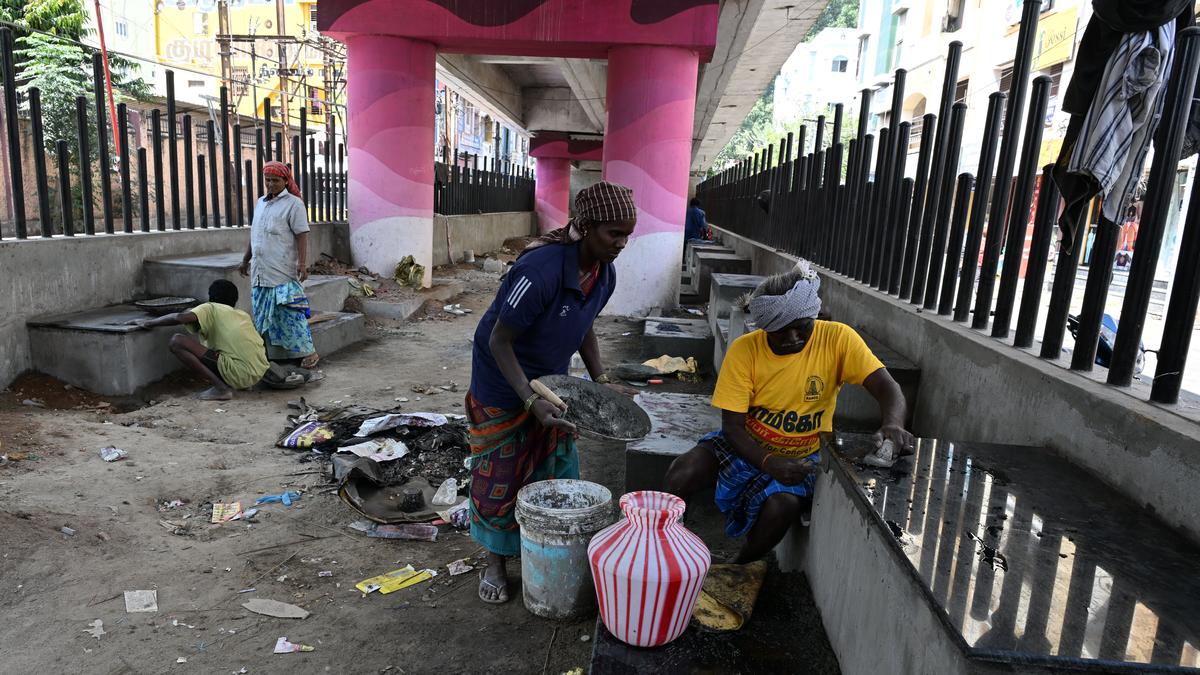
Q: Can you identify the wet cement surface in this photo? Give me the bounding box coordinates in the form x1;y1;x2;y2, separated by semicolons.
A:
836;433;1200;670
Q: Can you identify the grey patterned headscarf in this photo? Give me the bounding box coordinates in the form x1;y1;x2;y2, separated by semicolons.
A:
746;260;822;332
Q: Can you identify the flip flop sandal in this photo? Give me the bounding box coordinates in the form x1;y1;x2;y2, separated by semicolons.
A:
478;572;510;605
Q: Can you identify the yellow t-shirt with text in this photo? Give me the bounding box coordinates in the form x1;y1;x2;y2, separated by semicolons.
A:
711;321;885;458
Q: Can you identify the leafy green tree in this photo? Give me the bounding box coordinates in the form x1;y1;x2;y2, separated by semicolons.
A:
805;0;860;41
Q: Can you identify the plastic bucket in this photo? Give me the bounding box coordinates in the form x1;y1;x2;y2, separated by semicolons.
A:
515;479;614;619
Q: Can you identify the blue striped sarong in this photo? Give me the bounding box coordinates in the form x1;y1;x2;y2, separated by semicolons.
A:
251;281;314;360
701;430;817;538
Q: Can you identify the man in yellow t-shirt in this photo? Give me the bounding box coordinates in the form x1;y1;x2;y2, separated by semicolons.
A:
130;280;270;401
663;261;914;563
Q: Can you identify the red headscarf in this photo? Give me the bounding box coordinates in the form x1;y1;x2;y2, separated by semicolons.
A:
263;160;303;200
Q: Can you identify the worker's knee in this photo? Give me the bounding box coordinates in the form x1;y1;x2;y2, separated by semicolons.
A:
663;446;716;495
168;334;187;352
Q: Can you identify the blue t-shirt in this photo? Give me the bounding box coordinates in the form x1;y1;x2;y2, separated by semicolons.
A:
685;206;707;240
469;242;617;409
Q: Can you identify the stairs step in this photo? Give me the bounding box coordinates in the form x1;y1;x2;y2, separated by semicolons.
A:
144;251;350;314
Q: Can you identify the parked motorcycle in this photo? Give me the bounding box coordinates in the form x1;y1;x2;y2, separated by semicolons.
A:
1066;313;1152;375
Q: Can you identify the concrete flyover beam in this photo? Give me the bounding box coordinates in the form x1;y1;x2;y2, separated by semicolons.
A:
691;0;828;173
436;53;526;131
557;58;608;133
524;87;602;135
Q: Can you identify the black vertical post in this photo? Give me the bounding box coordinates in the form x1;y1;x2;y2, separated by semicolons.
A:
1015;167;1060;348
197;154;208;228
151;110;165;231
244;159;255;225
207;120;220;227
851;134;874;278
1109;27;1200;385
166;70;180;229
255;128;265;196
831;104;844;147
1070;217;1120;370
938;174;976;315
263;98;273;162
884;123;911;292
117;102;132;233
2;28;25;238
814;115;826;153
338;142;345;220
913;41;963;305
182;114;195;229
900;113;936;298
221;87;234;229
1152;176;1200;403
992;76;1052;337
973;0;1041;329
56;140;72;236
316;167;325;222
93;54;113;235
276;132;284;163
137;147;150;232
233;124;244;226
855;89;872;144
953;92;1006;322
30;89;53;236
308;137;317;218
299;106;308;204
75;96;94;235
1041;208;1088;359
862;127;889;282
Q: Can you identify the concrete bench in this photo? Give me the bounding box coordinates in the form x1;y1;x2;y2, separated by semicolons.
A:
794;431;1200;674
692;252;751;304
144;251;350;314
682;242;734;293
624;391;720;493
642;317;714;373
708;273;763;371
27;304;365;395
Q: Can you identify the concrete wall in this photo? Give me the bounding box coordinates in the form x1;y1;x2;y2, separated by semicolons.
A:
0;222;347;389
712;226;1200;546
432;211;536;264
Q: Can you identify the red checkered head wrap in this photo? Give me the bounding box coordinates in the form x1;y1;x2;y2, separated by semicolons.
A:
523;181;636;256
263;161;303;200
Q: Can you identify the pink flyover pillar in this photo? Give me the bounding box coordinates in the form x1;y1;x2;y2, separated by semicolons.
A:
602;45;699;315
345;35;436;286
534;157;571;233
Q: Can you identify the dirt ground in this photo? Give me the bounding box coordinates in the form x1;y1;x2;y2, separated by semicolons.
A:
0;264;839;675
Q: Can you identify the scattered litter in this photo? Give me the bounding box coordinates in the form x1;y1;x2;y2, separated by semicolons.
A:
159;519;192;536
348;520;438;542
99;446;128;462
397;397;409;403
435;500;470;529
177;657;188;664
338;438;410;463
83;619;106;640
354;412;448;437
686;308;705;316
160;500;186;510
431;478;458;506
243;599;310;619
317;571;333;578
442;304;472;316
648;379;664;385
172;619;197;629
394;255;425;288
580;634;591;642
273;637;315;654
642;355;699;375
277;422;335;449
238;588;257;594
231;507;259;521
211;502;243;523
621;332;632;336
214;408;227;414
355;565;437;594
21;398;45;407
446;559;473;576
255;491;300;507
61;526;76;536
276;575;288;582
124;590;158;613
97;531;110;542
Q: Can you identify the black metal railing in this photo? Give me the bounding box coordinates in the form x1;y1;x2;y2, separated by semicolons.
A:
434;151;535;216
0;27;347;240
697;2;1200;407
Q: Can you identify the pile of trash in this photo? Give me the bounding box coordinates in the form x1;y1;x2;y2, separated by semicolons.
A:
277;399;471;530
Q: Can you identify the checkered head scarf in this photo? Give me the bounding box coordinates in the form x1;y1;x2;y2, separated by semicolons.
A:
263;161;303;201
742;259;823;332
522;181;637;257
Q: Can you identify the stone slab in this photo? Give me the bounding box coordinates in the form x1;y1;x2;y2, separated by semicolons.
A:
694;252;751;303
143;250;350;314
683;243;734;294
707;272;762;321
642;318;713;372
811;432;1200;673
27;305;365;395
359;278;466;322
625;391;720;493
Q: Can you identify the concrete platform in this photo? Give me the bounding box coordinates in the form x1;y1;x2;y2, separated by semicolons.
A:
28;305;365;395
625;391;720;493
693;252;752;303
643;318;714;373
143;251;350;314
804;432;1200;674
834;331;920;431
359;278;467;322
683;243;734;294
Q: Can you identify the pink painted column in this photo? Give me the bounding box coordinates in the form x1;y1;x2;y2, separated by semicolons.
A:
345;35;436;285
534;157;571;233
602;45;699;315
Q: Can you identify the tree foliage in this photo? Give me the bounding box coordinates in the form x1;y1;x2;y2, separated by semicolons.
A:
804;0;861;41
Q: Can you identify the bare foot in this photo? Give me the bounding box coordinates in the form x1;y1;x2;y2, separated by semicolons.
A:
198;386;233;401
300;353;320;369
478;552;509;604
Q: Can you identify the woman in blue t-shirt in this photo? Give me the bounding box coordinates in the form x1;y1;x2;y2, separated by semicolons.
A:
467;182;637;604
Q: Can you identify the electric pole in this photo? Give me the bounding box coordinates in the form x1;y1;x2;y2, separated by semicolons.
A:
217;0;233;93
275;0;289;162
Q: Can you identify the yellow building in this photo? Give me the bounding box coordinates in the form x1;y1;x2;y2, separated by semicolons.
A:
154;0;343;137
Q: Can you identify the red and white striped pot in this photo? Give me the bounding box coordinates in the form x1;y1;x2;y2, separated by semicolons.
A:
588;491;711;647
